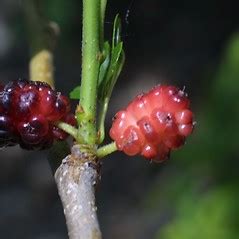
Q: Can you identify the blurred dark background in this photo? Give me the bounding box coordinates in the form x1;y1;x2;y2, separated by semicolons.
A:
1;0;239;238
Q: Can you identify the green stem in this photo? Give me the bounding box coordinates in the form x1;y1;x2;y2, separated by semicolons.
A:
100;0;107;47
78;0;101;145
97;98;109;144
56;122;79;140
96;141;117;158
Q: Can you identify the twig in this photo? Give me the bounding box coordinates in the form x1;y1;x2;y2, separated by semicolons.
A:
24;1;107;238
54;145;102;239
29;50;55;87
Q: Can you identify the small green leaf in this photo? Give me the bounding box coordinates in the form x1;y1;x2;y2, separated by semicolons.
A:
97;14;125;143
99;42;124;100
110;42;123;72
69;86;81;100
112;14;121;49
98;41;111;87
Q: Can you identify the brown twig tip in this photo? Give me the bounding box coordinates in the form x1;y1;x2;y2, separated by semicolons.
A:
54;145;102;239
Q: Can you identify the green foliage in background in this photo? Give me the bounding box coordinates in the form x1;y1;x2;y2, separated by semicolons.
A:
143;34;239;239
157;185;239;239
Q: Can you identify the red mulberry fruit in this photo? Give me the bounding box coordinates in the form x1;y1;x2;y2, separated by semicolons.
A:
0;79;76;150
110;85;194;162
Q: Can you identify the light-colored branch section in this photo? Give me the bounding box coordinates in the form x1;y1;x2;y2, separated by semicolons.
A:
30;50;55;87
54;145;102;239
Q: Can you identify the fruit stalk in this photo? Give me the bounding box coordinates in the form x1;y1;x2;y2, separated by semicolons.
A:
97;141;117;158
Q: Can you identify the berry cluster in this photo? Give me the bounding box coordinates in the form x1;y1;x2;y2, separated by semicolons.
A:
0;79;76;150
110;85;194;162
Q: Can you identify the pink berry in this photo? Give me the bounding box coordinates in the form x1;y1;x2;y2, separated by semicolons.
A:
110;85;194;162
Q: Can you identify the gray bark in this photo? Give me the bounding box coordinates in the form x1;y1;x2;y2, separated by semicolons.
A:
54;145;102;239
